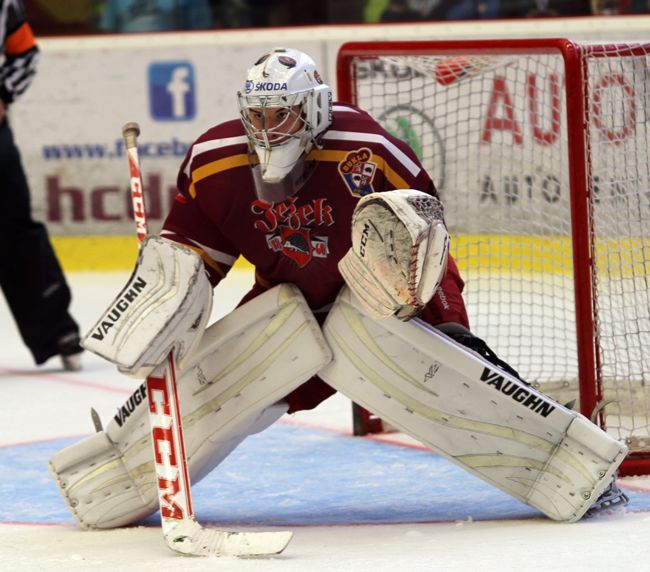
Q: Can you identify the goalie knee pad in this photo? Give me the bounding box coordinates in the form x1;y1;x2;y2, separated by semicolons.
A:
338;189;449;321
50;283;332;529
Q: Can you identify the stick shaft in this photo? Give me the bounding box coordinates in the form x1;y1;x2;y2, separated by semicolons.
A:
122;123;148;243
120;122;195;531
147;355;194;527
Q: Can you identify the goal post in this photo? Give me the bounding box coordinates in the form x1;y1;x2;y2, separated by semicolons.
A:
337;38;650;476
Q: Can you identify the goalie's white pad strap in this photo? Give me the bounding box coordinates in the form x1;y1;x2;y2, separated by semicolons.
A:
81;236;213;377
338;189;449;321
319;288;628;522
50;284;332;529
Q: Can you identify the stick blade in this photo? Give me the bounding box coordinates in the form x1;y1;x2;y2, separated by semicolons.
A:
215;530;294;558
163;519;293;557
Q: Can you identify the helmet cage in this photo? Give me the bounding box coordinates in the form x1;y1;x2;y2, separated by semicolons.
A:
237;85;331;153
238;91;310;151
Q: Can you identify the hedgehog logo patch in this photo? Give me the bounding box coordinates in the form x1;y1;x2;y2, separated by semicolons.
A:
280;227;311;267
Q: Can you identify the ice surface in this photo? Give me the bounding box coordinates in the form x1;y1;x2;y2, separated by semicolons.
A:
1;270;649;571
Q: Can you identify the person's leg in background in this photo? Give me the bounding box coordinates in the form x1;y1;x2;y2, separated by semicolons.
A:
0;118;82;370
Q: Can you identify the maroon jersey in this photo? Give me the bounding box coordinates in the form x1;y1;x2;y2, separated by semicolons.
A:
162;103;468;410
163;103;467;322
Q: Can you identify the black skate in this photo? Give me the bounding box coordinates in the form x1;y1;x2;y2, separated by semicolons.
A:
583;478;629;518
58;332;83;372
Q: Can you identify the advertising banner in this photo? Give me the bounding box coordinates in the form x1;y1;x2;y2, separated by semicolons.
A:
10;38;324;236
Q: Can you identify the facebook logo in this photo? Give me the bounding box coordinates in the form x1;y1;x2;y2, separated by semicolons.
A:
148;61;196;121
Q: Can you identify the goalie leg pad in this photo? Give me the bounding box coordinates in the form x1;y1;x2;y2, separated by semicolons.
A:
81;236;213;378
50;283;332;529
48;402;287;529
319;288;628;522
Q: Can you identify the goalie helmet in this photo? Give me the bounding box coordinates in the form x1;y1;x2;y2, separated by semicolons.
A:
237;47;332;202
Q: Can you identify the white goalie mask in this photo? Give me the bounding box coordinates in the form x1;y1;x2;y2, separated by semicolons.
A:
237;47;332;202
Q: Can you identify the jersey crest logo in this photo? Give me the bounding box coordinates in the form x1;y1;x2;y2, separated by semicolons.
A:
263;227;330;268
338;147;377;197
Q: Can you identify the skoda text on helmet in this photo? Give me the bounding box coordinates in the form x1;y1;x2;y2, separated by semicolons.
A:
237;48;333;203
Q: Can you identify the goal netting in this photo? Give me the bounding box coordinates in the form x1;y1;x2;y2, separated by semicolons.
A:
337;39;650;475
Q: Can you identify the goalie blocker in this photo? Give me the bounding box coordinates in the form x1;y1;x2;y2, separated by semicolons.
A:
320;288;627;522
81;236;213;378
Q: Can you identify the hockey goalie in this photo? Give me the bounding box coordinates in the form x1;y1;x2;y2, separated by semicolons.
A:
49;47;628;533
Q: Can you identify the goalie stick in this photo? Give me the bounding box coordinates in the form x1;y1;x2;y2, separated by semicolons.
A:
121;122;292;557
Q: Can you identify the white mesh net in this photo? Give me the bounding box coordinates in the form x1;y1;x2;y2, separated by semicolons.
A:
585;44;650;452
